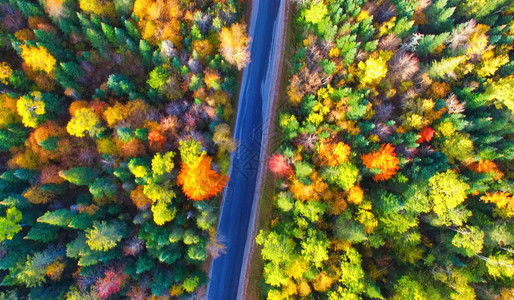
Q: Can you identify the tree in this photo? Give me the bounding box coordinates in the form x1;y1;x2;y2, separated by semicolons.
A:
321;162;359;191
428;170;470;219
451;225;484;257
151;151;175;176
303;1;328;24
19;45;56;74
213;124;236;153
67;108;103;138
317;140;351;167
219;23;251;70
94;267;128;299
86;221;124;251
17;92;46;128
0;207;22;242
361;144;400;181
269;154;294;177
59;167;99;186
301;229;329;268
177;155;228;201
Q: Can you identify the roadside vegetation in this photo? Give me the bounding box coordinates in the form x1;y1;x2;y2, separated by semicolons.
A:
258;0;514;299
0;0;249;298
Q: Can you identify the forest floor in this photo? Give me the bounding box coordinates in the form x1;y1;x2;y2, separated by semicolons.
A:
242;2;294;299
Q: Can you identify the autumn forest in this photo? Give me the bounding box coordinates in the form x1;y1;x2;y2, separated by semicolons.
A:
0;0;513;299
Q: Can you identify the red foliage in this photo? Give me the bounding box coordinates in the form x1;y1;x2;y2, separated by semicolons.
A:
417;126;435;143
95;268;128;299
148;130;166;149
268;154;293;177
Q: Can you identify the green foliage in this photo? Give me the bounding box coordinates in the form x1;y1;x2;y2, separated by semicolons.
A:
85;221;124;251
321;162;359;191
0;207;22;242
59;168;99;186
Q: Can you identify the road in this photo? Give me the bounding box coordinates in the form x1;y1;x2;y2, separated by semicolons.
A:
206;0;287;299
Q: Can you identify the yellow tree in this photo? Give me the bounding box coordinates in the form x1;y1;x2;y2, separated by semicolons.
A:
220;23;251;70
67;108;102;137
19;45;56;74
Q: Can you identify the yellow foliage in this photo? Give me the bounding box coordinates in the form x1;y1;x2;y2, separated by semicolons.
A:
67;108;101;137
96;138;118;156
356;10;370;22
24;185;53;204
134;0;182;46
329;47;340;58
17;92;46;128
356;201;378;234
347;186;364;205
287;258;309;279
358;50;393;86
79;0;115;18
0;62;12;84
220;23;251;70
476;50;509;78
0;94;21;128
466;24;490;57
102;102;126;127
313;272;334;292
19;45;56;74
437;121;456;137
282;280;297;297
192;40;214;59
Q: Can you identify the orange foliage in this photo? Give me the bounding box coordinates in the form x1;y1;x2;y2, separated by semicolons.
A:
119;139;146;159
40;165;64;184
417;126;435;143
75;203;99;215
130;185;153;209
148;130;166;149
24;185;54;204
297;281;312;297
481;192;513;212
45;261;65;281
89;100;108;116
69;100;89;117
133;0;183;46
428;81;451;99
290;178;316;201
329;193;348;215
33;121;65;144
361;143;400;181
317;140;351;166
468;159;504;180
313;272;334;292
177;155;228;201
9;149;41;170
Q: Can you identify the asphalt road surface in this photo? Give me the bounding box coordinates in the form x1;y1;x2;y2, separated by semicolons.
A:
206;0;285;299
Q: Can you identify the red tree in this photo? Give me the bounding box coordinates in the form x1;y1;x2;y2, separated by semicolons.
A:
95;268;128;299
268;154;293;177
